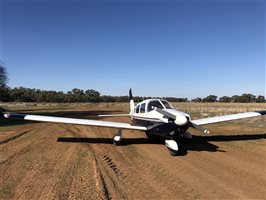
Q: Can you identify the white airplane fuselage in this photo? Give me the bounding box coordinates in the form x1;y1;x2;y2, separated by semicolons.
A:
129;99;191;138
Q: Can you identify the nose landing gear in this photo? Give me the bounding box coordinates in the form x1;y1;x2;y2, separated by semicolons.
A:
165;131;190;156
165;139;179;156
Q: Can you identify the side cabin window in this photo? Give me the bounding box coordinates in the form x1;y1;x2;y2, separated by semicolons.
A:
147;100;164;112
135;105;140;113
140;103;146;113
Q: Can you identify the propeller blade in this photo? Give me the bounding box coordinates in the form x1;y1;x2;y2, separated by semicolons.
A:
190;122;210;134
152;107;188;126
152;107;176;119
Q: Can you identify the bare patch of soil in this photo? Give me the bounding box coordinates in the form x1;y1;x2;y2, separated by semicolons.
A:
1;103;265;199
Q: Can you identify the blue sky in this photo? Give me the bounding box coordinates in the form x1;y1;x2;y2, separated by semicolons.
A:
1;0;265;99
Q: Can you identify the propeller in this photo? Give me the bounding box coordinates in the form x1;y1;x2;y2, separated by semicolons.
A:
189;121;210;134
153;107;210;134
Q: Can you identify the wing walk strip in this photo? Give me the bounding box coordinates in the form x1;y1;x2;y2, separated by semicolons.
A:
3;113;147;131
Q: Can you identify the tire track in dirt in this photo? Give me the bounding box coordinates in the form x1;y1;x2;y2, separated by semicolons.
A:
1;104;265;199
0;130;31;145
73;119;265;200
63;125;200;199
60;125;122;199
1;124;100;200
134;132;266;199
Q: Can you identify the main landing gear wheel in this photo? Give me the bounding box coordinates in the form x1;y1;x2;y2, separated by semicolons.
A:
113;140;121;146
113;130;122;146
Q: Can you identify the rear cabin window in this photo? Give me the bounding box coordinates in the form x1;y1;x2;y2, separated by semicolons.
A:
135;105;140;113
140;103;146;113
147;100;164;112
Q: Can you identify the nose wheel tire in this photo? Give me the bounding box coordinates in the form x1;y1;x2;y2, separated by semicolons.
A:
165;139;179;156
168;148;178;156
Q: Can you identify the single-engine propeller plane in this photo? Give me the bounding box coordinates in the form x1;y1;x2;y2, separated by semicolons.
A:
3;89;266;156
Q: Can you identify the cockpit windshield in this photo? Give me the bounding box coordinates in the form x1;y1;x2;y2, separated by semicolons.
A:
146;100;173;112
147;100;164;112
160;100;173;109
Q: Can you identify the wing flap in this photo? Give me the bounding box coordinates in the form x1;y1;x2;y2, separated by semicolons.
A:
4;113;147;131
192;111;264;126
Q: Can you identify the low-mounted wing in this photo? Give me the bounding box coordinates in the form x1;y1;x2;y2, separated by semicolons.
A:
191;110;266;126
98;114;130;117
3;113;147;131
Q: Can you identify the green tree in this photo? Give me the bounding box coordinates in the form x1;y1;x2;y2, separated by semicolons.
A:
256;95;265;103
0;65;10;102
0;65;8;88
231;95;241;102
85;89;101;102
219;96;231;102
241;93;256;103
202;95;217;102
9;87;34;102
191;97;202;102
0;87;10;102
69;88;85;102
101;95;116;102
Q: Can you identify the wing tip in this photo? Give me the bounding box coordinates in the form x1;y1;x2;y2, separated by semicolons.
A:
4;113;26;119
3;113;10;118
255;110;266;115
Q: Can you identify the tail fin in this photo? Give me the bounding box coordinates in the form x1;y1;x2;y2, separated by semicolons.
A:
129;88;134;114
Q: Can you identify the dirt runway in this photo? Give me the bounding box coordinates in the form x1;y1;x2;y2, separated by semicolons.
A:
1;103;265;199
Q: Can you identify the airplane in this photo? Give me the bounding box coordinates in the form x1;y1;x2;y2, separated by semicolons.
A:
3;89;266;156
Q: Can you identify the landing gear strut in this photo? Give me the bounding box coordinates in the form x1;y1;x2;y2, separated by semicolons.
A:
165;131;188;156
113;130;122;145
181;132;192;139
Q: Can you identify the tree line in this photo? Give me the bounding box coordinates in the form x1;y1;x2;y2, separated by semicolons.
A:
0;86;264;103
191;94;265;103
0;66;265;103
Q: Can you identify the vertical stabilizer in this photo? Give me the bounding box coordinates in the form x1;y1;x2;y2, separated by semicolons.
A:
129;88;134;114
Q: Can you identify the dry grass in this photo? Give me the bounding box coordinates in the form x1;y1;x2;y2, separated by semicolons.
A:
1;101;264;117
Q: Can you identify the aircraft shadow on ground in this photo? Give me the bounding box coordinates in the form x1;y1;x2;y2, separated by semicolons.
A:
57;133;266;155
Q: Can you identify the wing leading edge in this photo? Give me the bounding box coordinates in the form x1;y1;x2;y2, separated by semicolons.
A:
191;110;266;126
3;113;147;131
